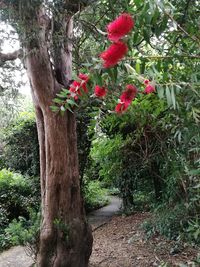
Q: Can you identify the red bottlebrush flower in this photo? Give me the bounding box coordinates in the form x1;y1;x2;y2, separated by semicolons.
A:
78;73;89;93
78;73;89;82
120;84;137;104
115;102;130;113
107;13;134;42
70;81;81;95
144;84;156;94
94;85;107;98
144;79;149;85
81;82;88;93
100;41;128;68
69;79;88;99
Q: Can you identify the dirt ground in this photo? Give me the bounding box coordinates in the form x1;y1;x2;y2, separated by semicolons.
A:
89;213;200;267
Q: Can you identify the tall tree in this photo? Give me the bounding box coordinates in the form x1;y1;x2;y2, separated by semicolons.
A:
0;1;93;266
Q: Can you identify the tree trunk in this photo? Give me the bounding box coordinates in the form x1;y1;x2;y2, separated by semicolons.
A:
23;5;93;267
35;107;93;267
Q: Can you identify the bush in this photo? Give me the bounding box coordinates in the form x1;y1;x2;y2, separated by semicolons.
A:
0;169;40;225
1;112;39;176
143;203;188;240
0;210;40;253
83;180;109;212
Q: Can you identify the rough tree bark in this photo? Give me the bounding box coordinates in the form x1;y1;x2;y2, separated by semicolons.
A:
0;1;93;266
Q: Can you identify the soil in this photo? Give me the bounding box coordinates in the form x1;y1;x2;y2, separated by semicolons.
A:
89;213;200;267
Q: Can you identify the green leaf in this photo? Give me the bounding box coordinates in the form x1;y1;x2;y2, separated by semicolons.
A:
62;89;70;94
56;93;67;99
165;86;172;106
53;98;63;104
157;87;164;99
170;86;176;109
66;99;78;107
50;106;60;112
135;61;141;74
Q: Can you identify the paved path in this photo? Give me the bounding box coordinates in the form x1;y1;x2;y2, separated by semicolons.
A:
88;196;122;230
0;196;121;267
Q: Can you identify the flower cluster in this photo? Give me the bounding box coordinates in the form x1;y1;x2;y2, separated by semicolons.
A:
114;80;156;113
69;14;155;113
94;85;107;98
115;84;138;113
69;73;89;100
143;80;156;94
53;13;156;115
100;13;134;68
107;13;134;42
100;41;128;68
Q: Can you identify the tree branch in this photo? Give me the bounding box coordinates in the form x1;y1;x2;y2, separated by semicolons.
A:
0;49;22;63
125;55;200;61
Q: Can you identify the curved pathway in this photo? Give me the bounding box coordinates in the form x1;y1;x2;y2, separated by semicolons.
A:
88;196;122;230
0;196;121;267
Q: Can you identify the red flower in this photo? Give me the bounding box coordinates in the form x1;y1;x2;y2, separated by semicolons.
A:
120;84;137;104
144;79;149;85
100;41;128;68
69;77;89;99
79;73;89;93
115;84;137;113
144;84;156;94
115;102;129;113
69;81;82;99
81;82;88;93
107;13;134;42
78;73;89;83
94;85;107;98
70;81;81;94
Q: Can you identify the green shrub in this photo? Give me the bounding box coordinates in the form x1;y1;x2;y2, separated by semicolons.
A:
0;210;40;253
184;218;200;244
0;207;9;230
83;180;109;212
0;169;40;225
143;203;200;246
1;112;39;176
90;135;122;187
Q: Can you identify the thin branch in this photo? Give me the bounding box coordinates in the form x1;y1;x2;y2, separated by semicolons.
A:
79;19;107;35
161;9;200;45
125;55;200;61
167;13;200;44
0;49;22;63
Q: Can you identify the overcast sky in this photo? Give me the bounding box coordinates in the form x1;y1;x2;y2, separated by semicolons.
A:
1;22;31;97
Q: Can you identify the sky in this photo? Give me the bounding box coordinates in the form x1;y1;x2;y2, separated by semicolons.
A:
0;22;31;97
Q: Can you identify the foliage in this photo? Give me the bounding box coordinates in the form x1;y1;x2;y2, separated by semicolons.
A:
143;203;188;240
90;135;123;187
1;112;39;176
0;210;40;253
83;180;109;212
0;169;40;227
